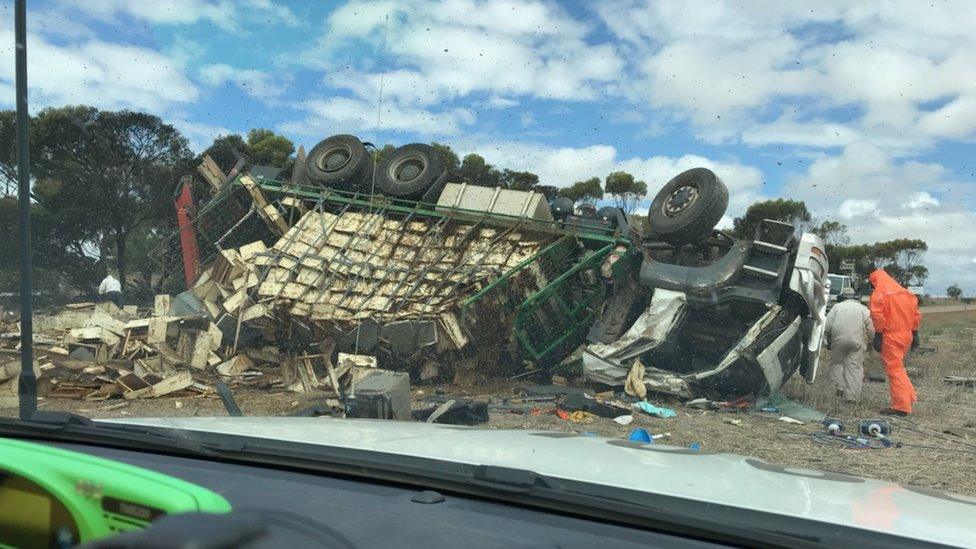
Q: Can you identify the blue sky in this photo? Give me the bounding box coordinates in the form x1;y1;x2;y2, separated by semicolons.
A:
1;0;975;293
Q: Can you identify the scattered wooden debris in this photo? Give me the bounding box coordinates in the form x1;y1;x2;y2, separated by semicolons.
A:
943;376;976;388
124;371;193;399
216;355;253;377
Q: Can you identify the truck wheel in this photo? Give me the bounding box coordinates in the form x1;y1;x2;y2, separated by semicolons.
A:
376;143;444;199
305;134;371;191
550;196;574;220
647;168;728;244
596;206;624;228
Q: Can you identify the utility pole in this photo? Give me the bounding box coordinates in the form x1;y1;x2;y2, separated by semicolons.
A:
15;0;36;420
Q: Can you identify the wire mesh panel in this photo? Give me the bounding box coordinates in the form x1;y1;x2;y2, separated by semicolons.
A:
156;174;632;370
251;197;558;323
513;243;613;363
152;185;274;289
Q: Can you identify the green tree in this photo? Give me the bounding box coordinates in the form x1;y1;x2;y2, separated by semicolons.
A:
246;128;294;167
558;177;603;203
499;169;539;191
200;130;294;176
535;185;559;200
812;220;850;248
0;196;100;293
0;110;18;196
459;153;501;187
828;238;929;286
732;198;812;239
870;238;927;285
604;171;648;213
31;106;192;291
430;142;460;177
199;134;247;175
371;144;397;166
947;283;963;299
908;265;929;286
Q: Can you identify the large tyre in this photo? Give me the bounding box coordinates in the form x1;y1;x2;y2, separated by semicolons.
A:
647;168;728;244
550;196;574;220
376;143;444;199
305;134;371;191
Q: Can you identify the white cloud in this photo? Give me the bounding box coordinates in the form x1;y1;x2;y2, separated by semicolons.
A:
240;0;297;24
280;1;976;155
906;192;940;210
65;0;297;32
916;96;976;140
280;97;476;136
741;116;862;149
853;210;976;294
199;63;283;100
0;30;198;112
450;138;765;215
838;199;879;219
300;0;624;111
486;96;518;109
595;0;976;150
30;6;97;40
640;35;816;121
783;142;954;213
170;118;233;152
784;143;976;293
77;0;235;29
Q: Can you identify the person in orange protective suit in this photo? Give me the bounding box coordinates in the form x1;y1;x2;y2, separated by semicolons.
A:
868;268;921;416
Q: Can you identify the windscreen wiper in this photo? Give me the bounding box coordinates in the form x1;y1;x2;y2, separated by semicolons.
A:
0;410;241;458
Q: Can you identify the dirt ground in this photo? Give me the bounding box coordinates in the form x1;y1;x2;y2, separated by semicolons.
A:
4;309;975;497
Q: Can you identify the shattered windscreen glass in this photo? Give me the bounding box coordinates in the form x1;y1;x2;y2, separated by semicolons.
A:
2;0;975;507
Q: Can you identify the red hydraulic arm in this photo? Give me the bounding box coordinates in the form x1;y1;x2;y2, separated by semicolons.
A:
174;176;201;287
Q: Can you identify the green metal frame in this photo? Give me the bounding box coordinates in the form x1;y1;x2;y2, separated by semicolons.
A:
258;176;637;364
255;177;640;363
459;235;574;310
155;174;635;365
514;244;615;360
253;177;624;242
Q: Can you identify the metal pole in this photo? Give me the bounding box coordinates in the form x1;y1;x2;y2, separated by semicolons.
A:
15;0;36;420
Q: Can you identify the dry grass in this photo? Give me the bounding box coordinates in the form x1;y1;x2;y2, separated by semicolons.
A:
493;309;976;496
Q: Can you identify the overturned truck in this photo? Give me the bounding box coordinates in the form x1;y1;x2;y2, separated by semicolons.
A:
155;135;827;400
585;168;829;399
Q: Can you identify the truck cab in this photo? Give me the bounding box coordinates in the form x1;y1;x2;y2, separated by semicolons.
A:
827;274;855;305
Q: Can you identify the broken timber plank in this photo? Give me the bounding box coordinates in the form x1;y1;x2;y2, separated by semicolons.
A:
197;154;225;191
262;204;290;235
120;330;132;357
116;373;150;392
203;300;223;320
216;354;253;376
147;317;170;344
238;240;268;261
124;371;193;399
302;354;320;388
239;174;268;208
207;322;223;350
154;294;171;317
190;332;212;370
122;318;151;331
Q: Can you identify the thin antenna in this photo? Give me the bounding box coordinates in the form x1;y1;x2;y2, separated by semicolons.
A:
14;0;36;420
367;12;390;213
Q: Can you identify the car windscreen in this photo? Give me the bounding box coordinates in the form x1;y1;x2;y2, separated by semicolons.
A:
2;1;975;542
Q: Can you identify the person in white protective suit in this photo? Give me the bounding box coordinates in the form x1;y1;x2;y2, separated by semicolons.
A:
824;289;875;401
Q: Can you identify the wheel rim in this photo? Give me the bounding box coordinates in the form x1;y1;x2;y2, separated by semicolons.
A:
389;154;425;182
317;145;352;173
663;185;698;217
